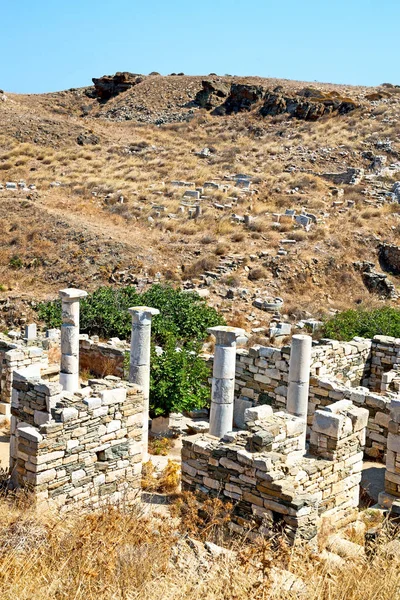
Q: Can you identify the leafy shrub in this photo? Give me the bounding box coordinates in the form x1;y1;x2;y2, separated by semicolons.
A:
150;336;211;416
37;284;224;345
37;285;223;415
322;307;400;341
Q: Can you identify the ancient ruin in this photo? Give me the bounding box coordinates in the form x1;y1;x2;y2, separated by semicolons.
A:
2;288;400;542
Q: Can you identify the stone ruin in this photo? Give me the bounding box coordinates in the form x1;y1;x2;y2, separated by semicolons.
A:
182;331;369;544
6;291;160;511
3;289;400;542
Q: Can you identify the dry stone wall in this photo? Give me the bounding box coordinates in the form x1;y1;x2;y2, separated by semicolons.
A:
79;336;126;379
369;335;400;392
0;340;48;416
182;400;368;544
235;338;371;415
10;373;144;511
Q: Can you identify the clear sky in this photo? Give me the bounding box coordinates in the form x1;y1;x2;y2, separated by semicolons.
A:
1;0;399;93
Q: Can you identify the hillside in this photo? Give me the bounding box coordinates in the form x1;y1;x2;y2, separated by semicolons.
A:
0;72;400;330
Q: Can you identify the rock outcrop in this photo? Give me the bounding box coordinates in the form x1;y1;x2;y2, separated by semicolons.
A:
354;261;398;299
193;79;230;110
379;244;400;276
212;84;265;115
260;88;358;121
194;81;358;121
90;72;144;100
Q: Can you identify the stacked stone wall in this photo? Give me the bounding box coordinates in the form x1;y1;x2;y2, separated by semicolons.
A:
235;338;371;416
0;342;48;416
79;337;126;379
382;399;400;503
369;336;400;392
10;374;144;511
308;377;391;459
182;401;368;544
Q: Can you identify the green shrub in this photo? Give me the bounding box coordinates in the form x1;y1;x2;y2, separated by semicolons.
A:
150;336;210;416
322;307;400;341
37;285;223;415
36;284;224;345
9;255;23;270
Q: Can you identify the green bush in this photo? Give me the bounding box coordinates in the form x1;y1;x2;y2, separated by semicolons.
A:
322;307;400;341
36;284;224;345
150;336;210;417
37;285;224;415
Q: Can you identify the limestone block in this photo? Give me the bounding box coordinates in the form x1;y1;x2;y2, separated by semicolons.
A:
390;399;400;424
388;433;400;454
101;388;127;406
346;406;369;431
60;407;79;422
244;405;273;423
17;423;43;443
313;411;349;439
34;410;53;426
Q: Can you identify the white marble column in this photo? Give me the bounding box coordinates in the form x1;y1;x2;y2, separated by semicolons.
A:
128;306;160;457
208;326;245;439
287;334;312;450
59;288;87;393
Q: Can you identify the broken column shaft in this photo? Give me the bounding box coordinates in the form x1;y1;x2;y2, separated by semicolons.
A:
287;334;312;449
59;288;87;393
128;306;160;456
208;326;245;439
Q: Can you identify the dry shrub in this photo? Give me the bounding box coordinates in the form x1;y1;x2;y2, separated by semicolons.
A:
215;243;228;256
1;493;400;599
149;436;174;456
248;267;267;281
171;491;232;541
141;460;180;494
227;312;247;329
231;232;245;243
185;255;218;277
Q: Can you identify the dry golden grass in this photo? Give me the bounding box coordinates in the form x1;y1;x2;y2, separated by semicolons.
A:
0;493;400;600
0;76;399;318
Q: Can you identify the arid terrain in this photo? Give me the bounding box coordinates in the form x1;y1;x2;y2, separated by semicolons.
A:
1;72;399;329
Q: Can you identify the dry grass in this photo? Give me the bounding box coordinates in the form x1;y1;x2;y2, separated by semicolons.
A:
0;76;399;318
0;493;400;600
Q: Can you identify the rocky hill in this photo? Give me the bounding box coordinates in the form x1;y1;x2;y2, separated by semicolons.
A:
0;72;400;332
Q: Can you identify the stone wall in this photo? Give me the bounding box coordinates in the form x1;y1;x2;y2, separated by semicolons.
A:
10;373;144;511
308;377;391;460
380;398;400;510
368;335;400;392
0;341;48;416
182;400;368;544
79;337;126;379
234;338;371;422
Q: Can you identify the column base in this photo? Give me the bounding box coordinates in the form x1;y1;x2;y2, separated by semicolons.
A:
59;371;79;393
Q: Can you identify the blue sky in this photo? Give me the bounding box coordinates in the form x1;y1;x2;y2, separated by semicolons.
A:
1;0;399;93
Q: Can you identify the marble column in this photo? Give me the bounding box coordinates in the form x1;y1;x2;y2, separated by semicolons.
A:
287;334;312;449
128;306;160;457
208;326;245;439
59;288;87;393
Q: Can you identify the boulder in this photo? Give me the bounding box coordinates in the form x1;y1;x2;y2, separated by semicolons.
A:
77;133;100;146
